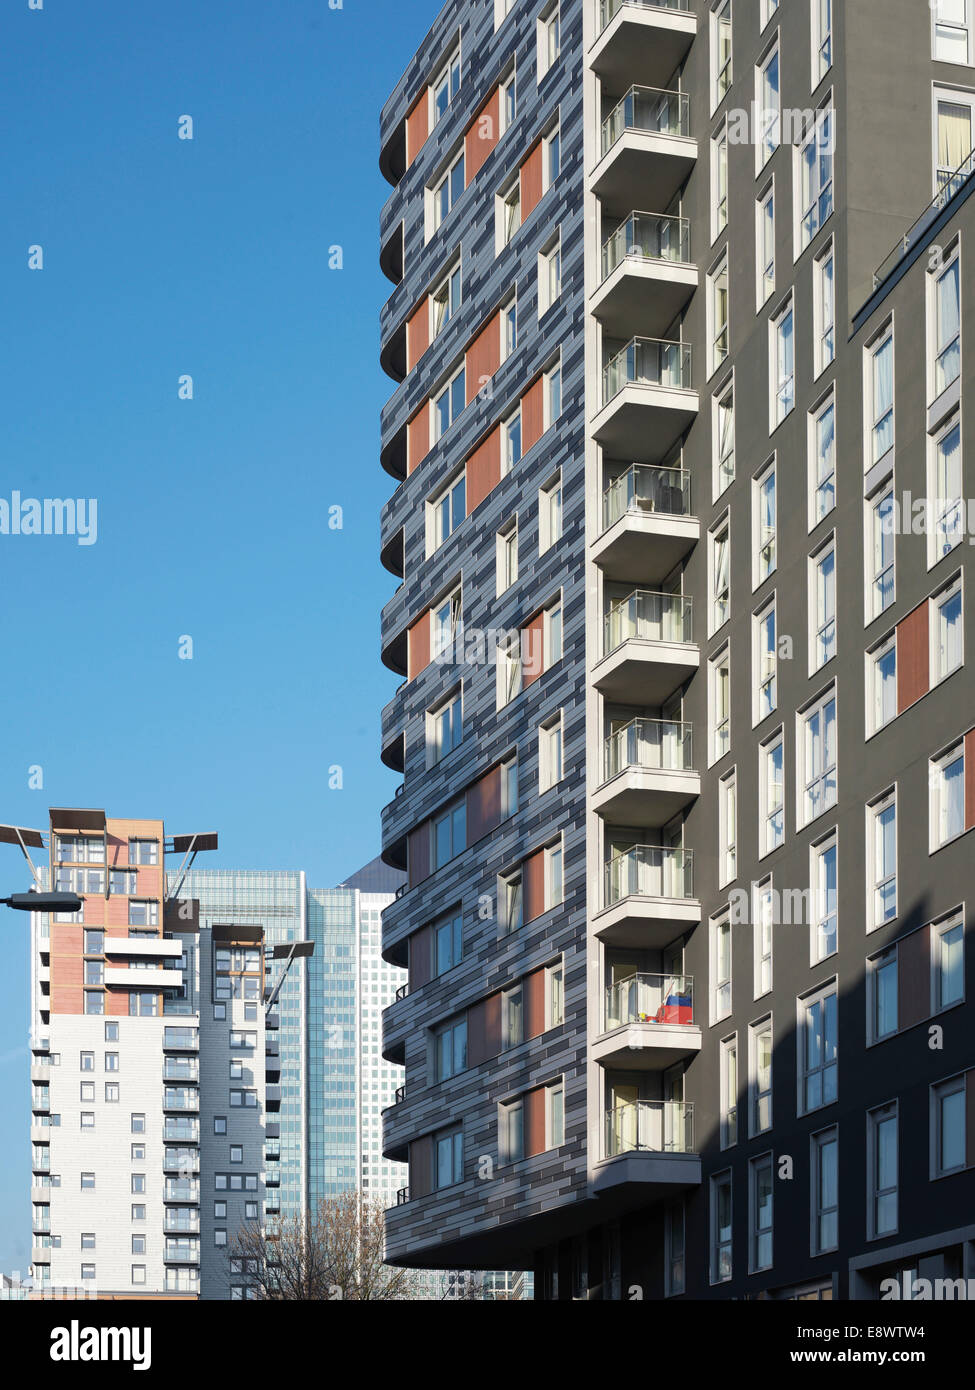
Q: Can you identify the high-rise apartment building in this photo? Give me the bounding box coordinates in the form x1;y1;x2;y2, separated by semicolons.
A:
379;0;975;1299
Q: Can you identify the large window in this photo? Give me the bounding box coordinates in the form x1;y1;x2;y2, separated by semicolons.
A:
935;89;975;193
770;297;795;426
932;577;963;683
814;241;835;375
714;379;735;497
797;106;833;252
868;488;896;619
811;1127;839;1253
431;46;461;127
811;834;838;962
932;1076;966;1176
930;742;965;848
710;1170;733;1283
810;392;836;525
433;366;466;442
428;688;463;766
930;414;962;563
868;634;897;733
432;150;465;233
934;912;965;1011
799;982;838;1114
435;1128;464;1188
760;732;784;855
932;250;961;398
435;912;463;977
754;460;776;586
434;1018;468;1081
868;1103;898;1239
750;1153;774;1272
712;914;732;1022
868;791;897;929
867;327;894;464
430;471;466;551
757;183;775;307
432;799;466;870
798;687;837;827
756;43;780;169
868;945;898;1043
750;1019;773;1134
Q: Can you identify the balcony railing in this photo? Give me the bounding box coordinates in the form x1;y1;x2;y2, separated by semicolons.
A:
603;590;693;656
603;337;692;406
604;845;694;907
163;1027;198;1052
602;463;691;533
600;0;691;32
163;1090;199;1113
163;1239;200;1263
163;1148;200;1173
163;1058;199;1082
873;145;975;291
395;982;409;1002
164;1180;200;1202
605;973;694;1030
601;86;690;157
164;1214;201;1234
394;1083;407;1105
604;717;693;781
163;1119;200;1143
601;212;691;282
396;1186;410;1205
604;1100;695;1157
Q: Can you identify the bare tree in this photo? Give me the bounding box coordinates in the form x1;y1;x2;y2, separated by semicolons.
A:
226;1192;424;1301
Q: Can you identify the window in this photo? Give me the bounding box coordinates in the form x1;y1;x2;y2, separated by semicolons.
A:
930;741;965;848
431;262;462;342
81;1232;95;1249
710;1170;733;1283
80;1051;94;1072
502;983;524;1050
868;488;896;618
811;834;838;961
799;982;838;1113
435;1128;464;1187
710;647;731;763
499;180;521;249
934;0;973;62
131;1144;144;1161
502;295;517;358
538;235;561;315
712;914;732;1022
934;912;965;1011
867;327;894;464
719;769;737;887
131;1114;146;1134
935;89;975;193
432;588;461;662
750;1154;774;1272
538;2;560;79
545;841;564;909
539;471;563;552
750;1019;773;1133
546;961;564;1028
435;1018;467;1081
434;911;463;976
105;1052;118;1072
812;0;832;84
665;1203;685;1297
756;183;775;307
433;365;466;442
230;1145;243;1163
131;1204;145;1221
709;255;730;374
245;1202;258;1220
500;72;516;134
754;879;774;995
128;838;158;865
811;1127;839;1253
810;392;836;525
428;687;463;766
709;518;730;632
930;414;963;563
502;869;524;934
720;1035;738;1147
756;43;780;169
868;634;897;732
429;471;466;552
502;406;522;472
864;1103;898;1240
754;460;776;586
770;297;794;426
104;1082;119;1103
214;1116;227;1136
84;991;104;1016
81;1264;95;1282
760;733;785;855
81;1172;95;1190
933;576;963;682
712;121;729;239
432;150;465;234
798;688;837;826
761;0;779;25
229;1089;258;1108
128;900;158;928
545;601;563;669
712;0;733;110
500;1099;525;1163
754;599;777;722
814;241;835;374
539;714;564;792
84;959;103;986
131;1174;146;1194
868;946;898;1043
714;379;735;496
104;1021;118;1042
431;45;461;127
545;363;562;429
797;105;833;252
131;1235;146;1254
544;125;561;190
868;791;897;929
932;1075;967;1175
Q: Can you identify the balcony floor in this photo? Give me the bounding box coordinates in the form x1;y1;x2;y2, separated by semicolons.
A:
592;638;699;705
592;132;698;215
589;8;697;90
592;510;699;585
592;382;699;461
591;257;698;341
593;764;700;824
593;1021;702;1069
592;895;701;948
591;1149;701;1203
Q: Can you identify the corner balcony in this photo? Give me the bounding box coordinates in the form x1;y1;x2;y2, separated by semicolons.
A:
592;213;697;341
593;87;696;212
593;463;699;585
594;718;699;825
593;1101;700;1198
593;845;700;948
590;1;697;91
593;337;698;461
593;975;702;1069
593;590;698;705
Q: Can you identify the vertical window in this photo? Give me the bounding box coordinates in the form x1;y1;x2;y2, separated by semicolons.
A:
868;791;897;929
502;406;522;472
431;261;462;338
750;1154;774;1272
812;0;833;83
710;647;731;763
935;90;975;193
756;183;775;307
712;914;732;1022
754;460;777;586
436;1128;464;1187
432;589;461;662
932;577;963;683
754;879;774;994
546;961;565;1028
710;1171;733;1283
714;379;736;496
502;296;518;359
797;106;834;251
933;1;973;62
934;913;965;1011
770;296;795;426
538;235;562;315
811;833;838;962
930;414;963;563
719;769;738;887
712;0;733;111
435;912;463;976
539;713;564;792
430;471;466;551
435;1018;468;1080
432;150;465;234
709;255;730;374
811;1127;839;1254
665;1204;686;1296
868;1104;899;1239
539;472;563;552
868;945;898;1043
537;2;560;80
433;366;466;443
544;124;561;190
799;983;838;1114
750;1018;773;1133
868;634;897;732
428;688;463;766
809;392;836;525
754;598;777;722
798;687;837;826
501;754;519;818
432;800;466;869
867;327;894;464
500;181;521;249
545;841;564;909
932;1076;966;1175
756;43;780;169
431;46;461;127
931;250;961;398
814;241;835;374
502;983;524;1050
712;121;729;239
496;520;518;595
868;489;896;618
501;1099;525;1164
500;71;516;132
760;733;785;855
709;518;731;632
930;742;965;847
720;1035;738;1148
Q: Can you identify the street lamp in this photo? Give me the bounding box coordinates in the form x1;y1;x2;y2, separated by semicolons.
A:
0;892;83;913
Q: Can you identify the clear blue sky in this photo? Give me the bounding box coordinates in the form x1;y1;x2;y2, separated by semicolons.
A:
0;0;438;1274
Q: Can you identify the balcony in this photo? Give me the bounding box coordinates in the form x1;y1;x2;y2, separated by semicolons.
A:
164;1180;200;1203
593;337;698;461
163;1149;200;1174
163;1119;200;1144
590;1;697;91
30;1062;50;1083
593;846;699;948
593;1101;700;1197
594;718;700;824
592;213;697;340
594;463;699;584
163;1089;199;1113
593;590;698;705
593;975;702;1069
164;1213;201;1234
163;1057;199;1083
163;1240;200;1265
163;1027;199;1052
266;1084;281;1111
593;87;696;211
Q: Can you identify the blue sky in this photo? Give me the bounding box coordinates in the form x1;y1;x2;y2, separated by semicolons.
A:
0;0;437;1274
